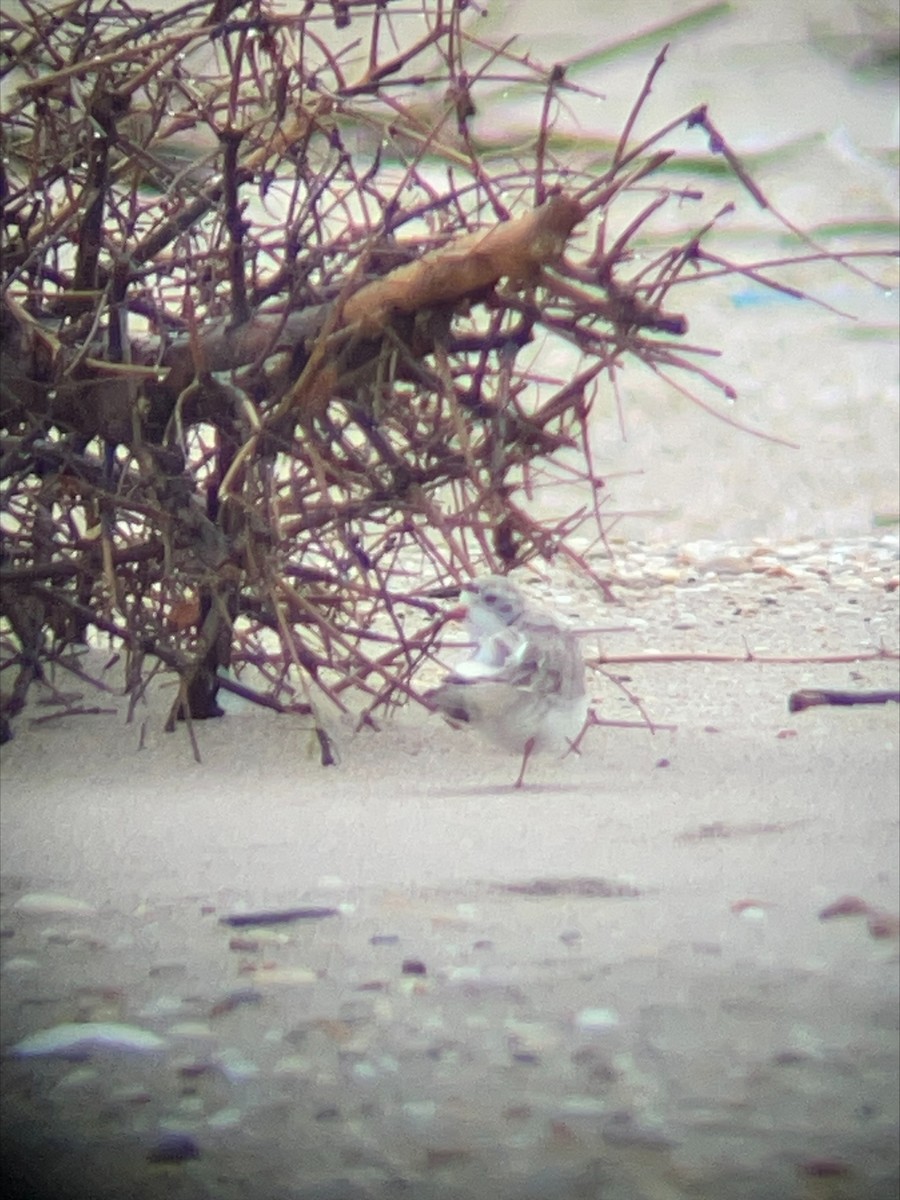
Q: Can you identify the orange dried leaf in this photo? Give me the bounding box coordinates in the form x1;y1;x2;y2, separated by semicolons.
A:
167;598;201;631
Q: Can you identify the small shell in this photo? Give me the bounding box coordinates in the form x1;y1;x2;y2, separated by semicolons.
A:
11;1022;167;1057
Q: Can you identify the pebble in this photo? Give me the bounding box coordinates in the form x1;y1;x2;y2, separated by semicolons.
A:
228;930;291;951
593;535;900;600
146;1131;200;1163
272;1055;312;1076
13;893;96;916
777;541;821;560
139;995;193;1018
148;961;188;978
672;614;698;630
11;1022;167;1057
602;1118;674;1149
168;1021;216;1041
575;1007;620;1032
40;927;106;948
207;1107;244;1130
1;956;40;972
250;967;317;985
445;965;482;983
735;905;768;921
216;1048;260;1082
51;1067;100;1091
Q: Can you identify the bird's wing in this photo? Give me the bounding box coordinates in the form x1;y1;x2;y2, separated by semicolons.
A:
448;628;541;690
481;617;583;698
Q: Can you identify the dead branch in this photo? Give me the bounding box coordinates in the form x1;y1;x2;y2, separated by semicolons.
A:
788;688;900;713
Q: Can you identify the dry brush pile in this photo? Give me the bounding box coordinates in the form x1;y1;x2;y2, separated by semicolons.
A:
0;0;890;754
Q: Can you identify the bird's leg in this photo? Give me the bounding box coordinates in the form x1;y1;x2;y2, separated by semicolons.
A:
514;736;536;789
566;709;593;756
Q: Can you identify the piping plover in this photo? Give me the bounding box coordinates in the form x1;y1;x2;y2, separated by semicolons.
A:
425;575;588;788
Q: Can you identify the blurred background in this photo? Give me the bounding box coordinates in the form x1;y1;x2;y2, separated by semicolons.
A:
482;0;899;542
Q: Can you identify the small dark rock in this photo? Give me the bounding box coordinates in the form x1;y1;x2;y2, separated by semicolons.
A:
315;1106;341;1121
773;1050;809;1066
799;1158;851;1178
220;906;338;927
177;1061;215;1078
147;1131;200;1163
209;987;263;1017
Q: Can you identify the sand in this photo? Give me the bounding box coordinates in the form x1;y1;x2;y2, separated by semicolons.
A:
2;537;898;1200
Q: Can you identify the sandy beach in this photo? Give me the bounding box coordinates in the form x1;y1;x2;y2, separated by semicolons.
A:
2;535;898;1200
2;1;899;1198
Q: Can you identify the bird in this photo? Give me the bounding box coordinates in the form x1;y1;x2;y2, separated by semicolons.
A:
425;575;588;788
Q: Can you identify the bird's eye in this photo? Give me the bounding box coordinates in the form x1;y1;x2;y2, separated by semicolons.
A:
483;591;498;606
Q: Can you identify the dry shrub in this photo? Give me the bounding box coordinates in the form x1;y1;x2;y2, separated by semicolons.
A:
0;0;891;752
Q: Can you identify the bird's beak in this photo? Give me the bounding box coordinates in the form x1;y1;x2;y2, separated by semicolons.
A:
445;602;468;621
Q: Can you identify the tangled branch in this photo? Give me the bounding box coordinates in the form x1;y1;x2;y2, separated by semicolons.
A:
1;1;895;752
